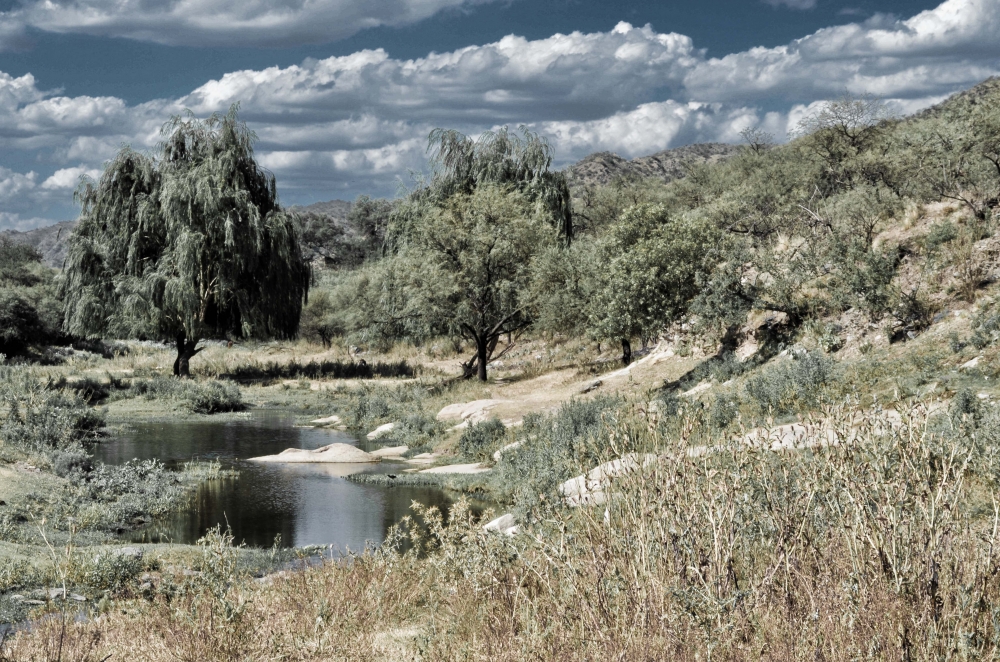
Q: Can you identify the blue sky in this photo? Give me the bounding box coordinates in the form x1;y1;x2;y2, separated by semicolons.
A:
0;0;995;229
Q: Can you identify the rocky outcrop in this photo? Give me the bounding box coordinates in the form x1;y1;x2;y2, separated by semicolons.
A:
366;422;397;440
558;453;658;507
249;443;378;464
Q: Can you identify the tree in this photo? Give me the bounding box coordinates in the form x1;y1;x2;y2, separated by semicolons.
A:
63;106;309;376
394;185;549;381
427;126;573;242
588;205;719;364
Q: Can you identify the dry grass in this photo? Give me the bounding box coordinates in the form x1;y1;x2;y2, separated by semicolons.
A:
7;401;1000;660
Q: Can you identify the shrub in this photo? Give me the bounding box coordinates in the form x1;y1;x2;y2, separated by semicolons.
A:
185;381;245;414
458;419;507;462
86;551;144;594
744;350;831;415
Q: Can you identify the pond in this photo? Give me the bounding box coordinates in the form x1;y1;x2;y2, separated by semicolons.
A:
93;411;480;551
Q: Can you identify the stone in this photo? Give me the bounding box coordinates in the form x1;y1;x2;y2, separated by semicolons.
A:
366;422;397;440
961;356;982;370
483;513;518;536
436;400;507;423
309;415;343;426
113;546;144;560
493;441;522;462
559;453;658;507
578;379;602;394
249;444;378;464
681;381;712;397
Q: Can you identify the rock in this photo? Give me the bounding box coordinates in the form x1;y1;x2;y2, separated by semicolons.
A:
578;379;602;394
370;445;408;458
21;599;45;606
493;441;522;462
69;593;88;602
961;356;982;370
681;381;712;397
483;513;518;535
418;462;492;474
309;415;344;426
559;453;658;507
436;400;508;423
366;422;397;440
48;588;66;600
249;444;379;464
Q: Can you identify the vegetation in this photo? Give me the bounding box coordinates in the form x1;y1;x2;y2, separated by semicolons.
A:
62;106;310;377
9;79;1000;659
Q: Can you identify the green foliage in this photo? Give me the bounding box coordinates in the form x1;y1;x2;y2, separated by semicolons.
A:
744;350;832;415
63;106;309;374
496;397;621;517
426;125;572;240
588;204;720;345
457;419;507;462
86;550;145;594
0;238;62;356
126;377;246;414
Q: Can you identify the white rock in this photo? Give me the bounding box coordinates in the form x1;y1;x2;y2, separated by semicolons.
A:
483;514;518;536
578;379;602;394
309;415;343;426
493;441;522;462
249;444;378;464
366;422;397;440
961;356;982;370
559;453;658;507
436;399;508;423
681;381;712;397
484;513;516;533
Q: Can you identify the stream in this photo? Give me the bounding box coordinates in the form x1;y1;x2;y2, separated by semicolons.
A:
93;411;480;551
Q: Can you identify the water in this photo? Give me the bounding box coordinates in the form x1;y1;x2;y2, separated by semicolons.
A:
93;411;478;550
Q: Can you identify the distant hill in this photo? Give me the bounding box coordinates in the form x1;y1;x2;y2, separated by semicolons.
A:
1;220;78;269
564;142;741;190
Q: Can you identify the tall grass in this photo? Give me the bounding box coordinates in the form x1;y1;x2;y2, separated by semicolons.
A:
10;400;996;659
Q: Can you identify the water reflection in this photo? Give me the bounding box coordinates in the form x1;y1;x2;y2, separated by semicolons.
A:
94;411;485;549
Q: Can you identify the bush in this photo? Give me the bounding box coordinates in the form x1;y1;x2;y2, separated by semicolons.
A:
223;359;415;383
185;381;245;414
127;377;246;414
744;350;831;415
86;551;144;594
458;419;507;462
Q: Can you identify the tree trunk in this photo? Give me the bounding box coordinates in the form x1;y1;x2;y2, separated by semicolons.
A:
621;338;632;366
173;333;200;378
476;335;489;382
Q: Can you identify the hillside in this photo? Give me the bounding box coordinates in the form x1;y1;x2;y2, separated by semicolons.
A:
564;142;740;189
0;220;77;268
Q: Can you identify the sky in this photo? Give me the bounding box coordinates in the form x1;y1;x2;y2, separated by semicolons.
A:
0;0;996;230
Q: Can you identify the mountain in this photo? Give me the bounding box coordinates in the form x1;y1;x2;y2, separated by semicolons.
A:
564;142;741;190
1;220;78;269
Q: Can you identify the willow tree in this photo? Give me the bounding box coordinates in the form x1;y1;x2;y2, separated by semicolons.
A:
427;126;573;242
63;106;309;376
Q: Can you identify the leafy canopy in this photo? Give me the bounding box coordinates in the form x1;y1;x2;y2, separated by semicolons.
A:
63;105;309;348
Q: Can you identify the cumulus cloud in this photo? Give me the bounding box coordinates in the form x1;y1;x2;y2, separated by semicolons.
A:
0;0;999;229
0;0;496;49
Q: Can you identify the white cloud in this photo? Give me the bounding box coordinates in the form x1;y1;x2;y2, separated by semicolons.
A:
41;165;102;190
0;0;496;49
1;0;999;229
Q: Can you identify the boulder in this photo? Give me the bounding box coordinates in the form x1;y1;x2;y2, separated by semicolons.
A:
309;414;343;426
492;441;522;462
436;400;508;423
559;453;658;507
366;422;397;440
578;379;602;394
483;513;518;536
249;443;378;464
